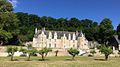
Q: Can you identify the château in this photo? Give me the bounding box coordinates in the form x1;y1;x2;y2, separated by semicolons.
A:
32;28;89;50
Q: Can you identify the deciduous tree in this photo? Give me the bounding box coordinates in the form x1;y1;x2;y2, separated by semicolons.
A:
67;48;79;60
6;46;18;61
99;46;113;60
98;18;115;45
38;47;52;61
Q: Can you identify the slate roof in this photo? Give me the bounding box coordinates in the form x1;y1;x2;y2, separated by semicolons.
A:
34;29;83;39
114;35;120;44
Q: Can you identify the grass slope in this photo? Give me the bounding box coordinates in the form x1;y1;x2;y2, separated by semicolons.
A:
0;56;120;67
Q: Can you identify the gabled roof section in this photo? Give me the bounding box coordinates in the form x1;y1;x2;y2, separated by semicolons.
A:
114;35;120;44
34;29;85;39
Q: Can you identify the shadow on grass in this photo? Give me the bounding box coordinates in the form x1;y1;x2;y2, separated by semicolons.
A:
38;59;49;61
65;58;76;61
24;59;49;61
9;59;19;61
94;58;106;61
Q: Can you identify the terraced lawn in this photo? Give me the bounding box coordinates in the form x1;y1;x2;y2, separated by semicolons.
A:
0;56;120;67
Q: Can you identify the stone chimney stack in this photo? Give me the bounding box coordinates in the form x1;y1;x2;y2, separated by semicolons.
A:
54;32;57;39
68;34;71;40
48;31;52;39
72;33;76;40
35;28;37;34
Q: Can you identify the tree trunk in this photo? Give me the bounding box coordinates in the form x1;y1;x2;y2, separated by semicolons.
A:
11;53;14;61
41;54;44;61
105;55;108;60
27;54;31;61
72;55;75;60
45;53;48;57
55;52;58;56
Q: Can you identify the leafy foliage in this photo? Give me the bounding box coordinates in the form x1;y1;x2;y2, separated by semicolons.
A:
0;0;118;47
6;46;18;61
99;46;113;60
26;44;37;61
98;18;115;45
0;0;13;12
38;47;52;61
26;48;37;61
0;0;19;45
67;48;79;60
19;44;37;61
19;47;27;56
90;49;96;56
0;29;12;45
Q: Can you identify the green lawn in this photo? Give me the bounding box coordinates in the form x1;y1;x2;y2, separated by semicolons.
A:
0;56;120;67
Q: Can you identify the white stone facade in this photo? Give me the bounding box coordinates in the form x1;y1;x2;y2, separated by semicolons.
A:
33;28;89;50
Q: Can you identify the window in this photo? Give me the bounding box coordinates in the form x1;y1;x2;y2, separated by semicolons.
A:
73;45;75;47
77;45;79;48
73;40;75;43
49;39;51;41
64;45;65;48
49;44;51;48
54;44;56;48
41;38;43;41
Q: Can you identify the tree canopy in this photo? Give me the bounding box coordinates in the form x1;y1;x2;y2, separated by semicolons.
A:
0;0;19;45
0;0;119;47
67;48;79;60
6;46;18;61
99;46;113;60
0;0;13;12
97;18;115;45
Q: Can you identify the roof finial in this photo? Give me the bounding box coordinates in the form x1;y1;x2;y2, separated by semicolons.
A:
35;27;37;34
80;30;84;37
